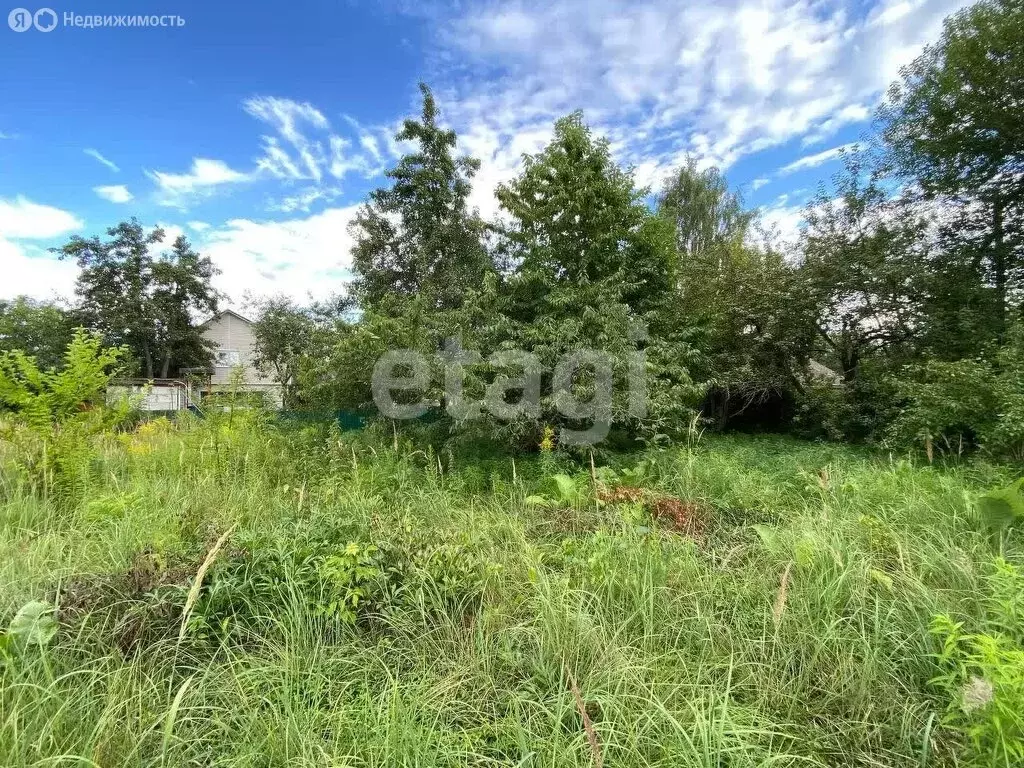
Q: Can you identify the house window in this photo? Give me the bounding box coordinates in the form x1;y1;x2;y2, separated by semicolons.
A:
215;349;241;367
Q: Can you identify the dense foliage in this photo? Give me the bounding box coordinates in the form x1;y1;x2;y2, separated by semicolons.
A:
2;0;1021;459
0;297;75;371
246;0;1022;459
53;220;219;379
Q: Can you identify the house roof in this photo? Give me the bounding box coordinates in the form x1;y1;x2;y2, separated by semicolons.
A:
200;308;253;327
807;359;843;385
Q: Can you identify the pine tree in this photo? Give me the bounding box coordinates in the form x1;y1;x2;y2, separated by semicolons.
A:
350;83;492;314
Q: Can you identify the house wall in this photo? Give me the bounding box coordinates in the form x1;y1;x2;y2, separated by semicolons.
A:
201;312;282;406
108;384;189;411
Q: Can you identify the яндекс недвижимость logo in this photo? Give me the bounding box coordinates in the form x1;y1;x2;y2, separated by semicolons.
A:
8;9;184;31
8;8;56;31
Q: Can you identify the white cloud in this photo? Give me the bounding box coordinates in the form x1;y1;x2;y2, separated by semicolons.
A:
751;177;771;191
421;0;972;193
155;223;187;248
758;201;807;247
245;96;330;182
187;221;211;232
147;158;250;206
869;0;929;29
197;206;360;304
0;197;83;300
0;196;83;239
801;103;871;146
0;240;79;300
779;142;858;174
270;186;341;214
93;184;134;203
457;119;553;221
84;148;120;172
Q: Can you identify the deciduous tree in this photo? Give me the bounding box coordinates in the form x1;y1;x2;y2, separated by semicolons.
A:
0;297;75;371
251;295;351;409
55;220;219;379
881;0;1024;336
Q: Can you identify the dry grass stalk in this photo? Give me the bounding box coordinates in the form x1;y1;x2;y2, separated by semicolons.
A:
178;524;237;643
772;560;794;629
598;485;647;505
567;669;603;768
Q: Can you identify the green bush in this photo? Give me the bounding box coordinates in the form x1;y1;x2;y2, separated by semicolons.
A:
0;330;129;507
887;327;1024;461
793;364;901;444
930;559;1024;766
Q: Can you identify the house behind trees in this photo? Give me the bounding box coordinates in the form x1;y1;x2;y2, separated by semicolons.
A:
110;309;283;412
197;309;282;407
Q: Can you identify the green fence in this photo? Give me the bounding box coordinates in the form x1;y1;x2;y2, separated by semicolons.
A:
276;410;367;431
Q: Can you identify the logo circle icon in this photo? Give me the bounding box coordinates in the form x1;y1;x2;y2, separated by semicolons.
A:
34;7;57;31
8;7;33;31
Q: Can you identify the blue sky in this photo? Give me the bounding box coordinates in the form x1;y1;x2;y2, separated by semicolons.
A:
0;0;968;305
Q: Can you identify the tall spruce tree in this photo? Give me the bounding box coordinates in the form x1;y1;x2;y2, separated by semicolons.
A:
349;83;491;314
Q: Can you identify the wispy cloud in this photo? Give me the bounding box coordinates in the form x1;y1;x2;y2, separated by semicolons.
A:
93;184;134;203
779;142;858;174
243;96;393;188
801;104;871;146
751;177;771;191
84;148;120;172
269;186;341;214
420;0;970;194
147;158;250;206
245;96;330;181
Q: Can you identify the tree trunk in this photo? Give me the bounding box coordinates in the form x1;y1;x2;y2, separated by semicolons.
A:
992;196;1007;342
143;345;154;379
160;354;171;379
838;330;859;383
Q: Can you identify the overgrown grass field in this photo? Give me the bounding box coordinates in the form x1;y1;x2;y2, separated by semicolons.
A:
2;413;1022;766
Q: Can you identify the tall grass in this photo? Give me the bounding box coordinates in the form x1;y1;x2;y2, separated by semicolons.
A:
1;414;1020;766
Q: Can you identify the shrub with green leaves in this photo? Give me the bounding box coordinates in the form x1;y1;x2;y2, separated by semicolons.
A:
976;478;1024;538
0;329;128;506
0;601;57;670
891;328;1024;461
930;559;1024;766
